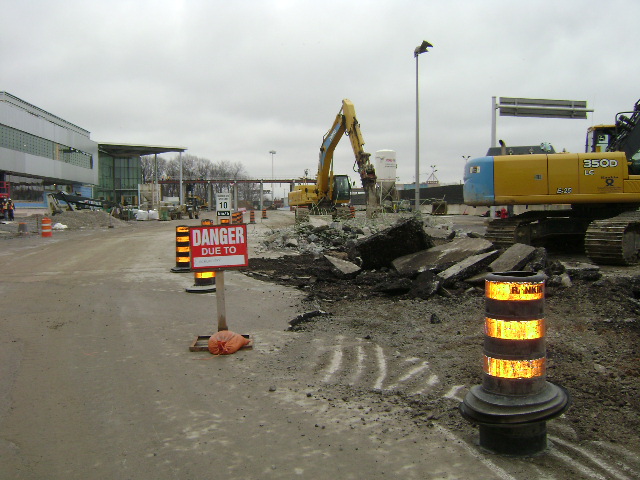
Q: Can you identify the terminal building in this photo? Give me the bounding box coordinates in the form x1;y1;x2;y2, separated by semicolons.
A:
0;91;184;206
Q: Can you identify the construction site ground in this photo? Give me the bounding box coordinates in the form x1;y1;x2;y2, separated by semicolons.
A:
0;209;638;480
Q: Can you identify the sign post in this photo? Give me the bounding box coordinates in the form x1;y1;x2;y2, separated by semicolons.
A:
189;223;249;332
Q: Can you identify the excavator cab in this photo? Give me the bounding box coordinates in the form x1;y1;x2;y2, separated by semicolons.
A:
331;174;351;204
587;122;640;174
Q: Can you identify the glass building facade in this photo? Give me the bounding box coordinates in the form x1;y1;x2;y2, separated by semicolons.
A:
95;153;142;205
0;124;93;170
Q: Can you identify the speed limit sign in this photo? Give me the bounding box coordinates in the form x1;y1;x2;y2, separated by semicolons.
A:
216;193;231;218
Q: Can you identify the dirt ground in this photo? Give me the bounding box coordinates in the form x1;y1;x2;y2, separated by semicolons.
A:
238;209;640;461
244;253;640;448
1;208;639;479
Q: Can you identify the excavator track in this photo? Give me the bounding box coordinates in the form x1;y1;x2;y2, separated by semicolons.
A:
584;211;640;265
485;217;532;248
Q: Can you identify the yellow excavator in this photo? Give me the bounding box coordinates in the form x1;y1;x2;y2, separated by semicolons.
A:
288;99;378;212
464;98;640;265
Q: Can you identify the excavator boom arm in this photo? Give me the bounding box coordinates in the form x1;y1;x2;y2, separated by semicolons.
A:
317;112;346;194
341;99;378;206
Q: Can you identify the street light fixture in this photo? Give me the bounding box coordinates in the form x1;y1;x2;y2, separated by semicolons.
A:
414;40;433;213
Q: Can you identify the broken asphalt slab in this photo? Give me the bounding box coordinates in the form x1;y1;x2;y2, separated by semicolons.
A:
488;243;537;272
437;250;500;287
324;254;361;278
392;237;495;277
347;217;434;270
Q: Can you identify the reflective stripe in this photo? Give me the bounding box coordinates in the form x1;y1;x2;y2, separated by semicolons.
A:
196;271;215;279
485;280;544;301
485;318;545;340
483;355;545;379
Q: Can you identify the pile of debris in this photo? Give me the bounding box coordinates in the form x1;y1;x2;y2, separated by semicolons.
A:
0;210;129;238
246;216;605;301
257;214;456;257
48;210;130;230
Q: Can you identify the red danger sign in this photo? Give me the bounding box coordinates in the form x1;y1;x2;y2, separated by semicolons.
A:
189;225;249;270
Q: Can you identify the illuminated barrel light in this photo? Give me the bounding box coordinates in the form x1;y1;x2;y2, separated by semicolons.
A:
171;225;192;273
186;270;216;294
201;219;214;226
460;271;569;456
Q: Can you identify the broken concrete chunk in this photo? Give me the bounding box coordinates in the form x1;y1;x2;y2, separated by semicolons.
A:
347;217;433;270
437;250;500;287
559;261;601;281
409;271;442;299
324;254;361;278
526;247;548;272
392;237;494;278
284;237;299;248
488;243;537;273
423;226;455;245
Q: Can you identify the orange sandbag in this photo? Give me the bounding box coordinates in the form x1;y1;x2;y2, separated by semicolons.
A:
208;330;250;355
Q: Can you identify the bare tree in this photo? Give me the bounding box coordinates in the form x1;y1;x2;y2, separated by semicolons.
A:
141;153;262;205
141;155;168;184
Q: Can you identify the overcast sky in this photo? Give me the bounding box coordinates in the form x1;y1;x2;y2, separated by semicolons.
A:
2;0;639;186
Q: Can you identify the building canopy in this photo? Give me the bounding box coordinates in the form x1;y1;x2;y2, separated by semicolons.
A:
98;143;186;157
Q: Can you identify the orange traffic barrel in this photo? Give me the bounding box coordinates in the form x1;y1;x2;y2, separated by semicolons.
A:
249;210;256;224
232;211;243;224
186;271;216;293
350;206;356;218
261;208;268;219
41;217;52;237
171;225;191;273
460;271;569;456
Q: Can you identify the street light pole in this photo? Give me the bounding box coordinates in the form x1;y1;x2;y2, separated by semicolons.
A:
414;40;432;213
269;150;276;201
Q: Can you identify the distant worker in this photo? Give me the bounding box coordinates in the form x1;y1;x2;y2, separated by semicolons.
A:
6;198;15;221
500;207;508;219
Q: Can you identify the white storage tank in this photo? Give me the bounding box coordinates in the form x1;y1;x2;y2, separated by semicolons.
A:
374;150;397;185
376;149;397;192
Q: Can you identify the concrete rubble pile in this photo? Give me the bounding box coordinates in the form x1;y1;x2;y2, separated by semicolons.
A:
258;215;604;300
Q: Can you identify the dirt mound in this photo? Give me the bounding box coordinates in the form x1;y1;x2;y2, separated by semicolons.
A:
0;210;131;238
48;210;129;229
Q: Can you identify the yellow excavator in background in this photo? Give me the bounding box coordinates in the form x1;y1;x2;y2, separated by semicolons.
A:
288;99;378;213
